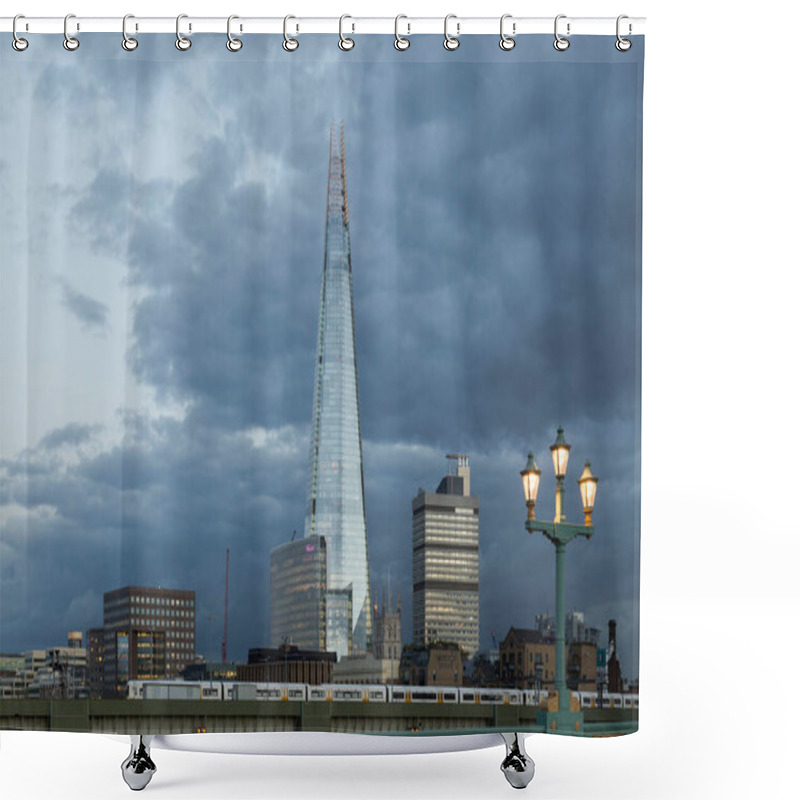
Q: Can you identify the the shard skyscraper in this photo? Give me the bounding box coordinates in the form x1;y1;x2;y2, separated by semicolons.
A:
304;123;372;658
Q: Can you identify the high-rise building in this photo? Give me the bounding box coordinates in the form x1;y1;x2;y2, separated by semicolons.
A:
304;122;372;658
412;454;480;656
270;535;327;651
565;609;600;646
102;586;195;697
535;612;555;640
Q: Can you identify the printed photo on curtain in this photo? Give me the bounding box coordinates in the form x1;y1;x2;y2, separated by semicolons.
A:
0;24;643;781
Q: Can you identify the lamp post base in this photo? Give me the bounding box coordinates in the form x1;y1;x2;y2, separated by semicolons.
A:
536;710;584;734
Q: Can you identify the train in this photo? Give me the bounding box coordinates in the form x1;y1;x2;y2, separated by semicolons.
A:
127;680;637;709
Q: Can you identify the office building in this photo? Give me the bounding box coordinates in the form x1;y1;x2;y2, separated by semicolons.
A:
303;122;372;657
412;454;480;656
102;585;195;696
270;535;327;651
566;609;600;646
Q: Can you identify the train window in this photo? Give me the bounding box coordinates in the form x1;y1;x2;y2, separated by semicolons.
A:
443;692;456;701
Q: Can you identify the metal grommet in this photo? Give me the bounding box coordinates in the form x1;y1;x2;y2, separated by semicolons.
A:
227;15;243;51
394;15;410;51
175;14;191;51
338;14;355;51
443;14;460;51
122;14;138;51
499;14;515;51
615;15;632;51
63;13;79;51
12;14;28;51
553;14;570;51
283;15;299;51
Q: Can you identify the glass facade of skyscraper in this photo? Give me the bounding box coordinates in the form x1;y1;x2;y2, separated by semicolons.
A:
270;535;327;651
304;123;372;657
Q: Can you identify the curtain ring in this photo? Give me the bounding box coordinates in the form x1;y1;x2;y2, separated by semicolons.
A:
63;13;79;51
12;15;28;51
394;15;410;51
283;15;299;51
553;14;570;51
499;14;515;51
443;14;460;51
122;15;138;51
615;15;632;51
227;15;243;51
339;15;355;51
175;14;191;51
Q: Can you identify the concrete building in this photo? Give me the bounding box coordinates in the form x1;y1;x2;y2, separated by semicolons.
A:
103;585;195;696
0;653;24;680
9;634;89;699
565;609;600;646
412;455;480;656
303;122;372;658
535;612;555;640
270;535;327;651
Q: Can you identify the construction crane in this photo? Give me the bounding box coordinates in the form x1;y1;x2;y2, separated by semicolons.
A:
222;548;230;663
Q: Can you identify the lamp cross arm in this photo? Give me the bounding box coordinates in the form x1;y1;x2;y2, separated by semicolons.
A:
525;519;593;543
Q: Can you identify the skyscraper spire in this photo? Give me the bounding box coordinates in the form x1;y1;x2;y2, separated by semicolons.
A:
304;122;372;658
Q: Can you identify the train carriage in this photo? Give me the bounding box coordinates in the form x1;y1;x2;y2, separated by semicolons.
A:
389;686;459;704
458;688;521;706
308;684;387;702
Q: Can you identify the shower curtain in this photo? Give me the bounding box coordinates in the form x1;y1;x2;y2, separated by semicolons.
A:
0;30;643;738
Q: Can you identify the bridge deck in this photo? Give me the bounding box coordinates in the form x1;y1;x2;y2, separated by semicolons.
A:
0;699;637;737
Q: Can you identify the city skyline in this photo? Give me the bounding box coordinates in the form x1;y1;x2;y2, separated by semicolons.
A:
0;38;641;679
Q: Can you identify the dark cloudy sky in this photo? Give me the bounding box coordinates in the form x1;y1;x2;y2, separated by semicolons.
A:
0;34;643;678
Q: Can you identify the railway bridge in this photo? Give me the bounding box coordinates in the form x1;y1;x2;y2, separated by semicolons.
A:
1;698;636;737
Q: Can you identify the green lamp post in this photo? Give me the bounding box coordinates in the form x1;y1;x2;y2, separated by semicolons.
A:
521;427;598;733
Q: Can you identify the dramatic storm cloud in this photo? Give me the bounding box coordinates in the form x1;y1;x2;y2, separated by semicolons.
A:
1;35;641;677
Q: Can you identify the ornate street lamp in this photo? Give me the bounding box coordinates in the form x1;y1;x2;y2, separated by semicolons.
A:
522;428;598;733
577;461;599;527
550;426;571;479
520;452;542;521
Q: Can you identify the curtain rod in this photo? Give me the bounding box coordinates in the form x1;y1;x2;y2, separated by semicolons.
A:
1;16;646;36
